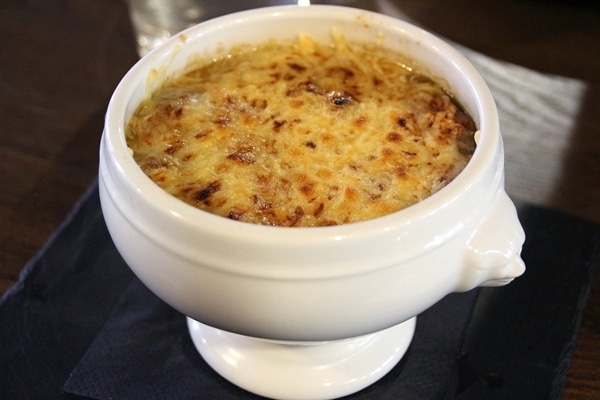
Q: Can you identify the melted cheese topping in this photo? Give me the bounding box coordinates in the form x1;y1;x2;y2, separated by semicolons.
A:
126;34;476;227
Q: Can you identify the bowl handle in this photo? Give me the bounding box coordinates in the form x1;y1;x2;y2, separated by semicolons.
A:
458;190;526;291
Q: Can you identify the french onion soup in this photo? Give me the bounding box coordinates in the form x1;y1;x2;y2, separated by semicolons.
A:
126;33;477;227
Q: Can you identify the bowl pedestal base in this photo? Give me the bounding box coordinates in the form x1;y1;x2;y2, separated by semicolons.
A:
187;316;416;400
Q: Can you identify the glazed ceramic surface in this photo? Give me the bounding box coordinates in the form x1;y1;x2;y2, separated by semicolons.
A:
187;317;416;400
99;5;525;342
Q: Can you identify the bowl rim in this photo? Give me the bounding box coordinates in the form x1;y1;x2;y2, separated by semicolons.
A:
103;4;501;246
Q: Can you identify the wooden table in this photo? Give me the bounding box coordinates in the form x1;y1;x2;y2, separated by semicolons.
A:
1;0;598;398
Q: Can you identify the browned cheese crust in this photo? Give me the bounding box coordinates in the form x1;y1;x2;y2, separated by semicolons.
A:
126;34;476;227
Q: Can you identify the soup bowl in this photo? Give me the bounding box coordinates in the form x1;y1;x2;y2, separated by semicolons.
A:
99;5;525;399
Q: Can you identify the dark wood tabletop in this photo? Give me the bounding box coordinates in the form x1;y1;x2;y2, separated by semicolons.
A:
1;0;598;398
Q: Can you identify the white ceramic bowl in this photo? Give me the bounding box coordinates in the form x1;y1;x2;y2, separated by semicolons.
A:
99;5;525;399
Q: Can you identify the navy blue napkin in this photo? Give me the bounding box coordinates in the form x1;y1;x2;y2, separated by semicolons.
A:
61;277;477;400
0;181;135;400
1;180;599;399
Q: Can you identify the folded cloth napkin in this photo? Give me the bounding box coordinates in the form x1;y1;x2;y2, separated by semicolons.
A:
455;203;600;399
1;181;599;400
0;181;135;400
62;277;478;400
58;197;600;400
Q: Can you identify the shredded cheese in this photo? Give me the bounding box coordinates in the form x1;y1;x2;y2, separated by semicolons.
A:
126;34;476;227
